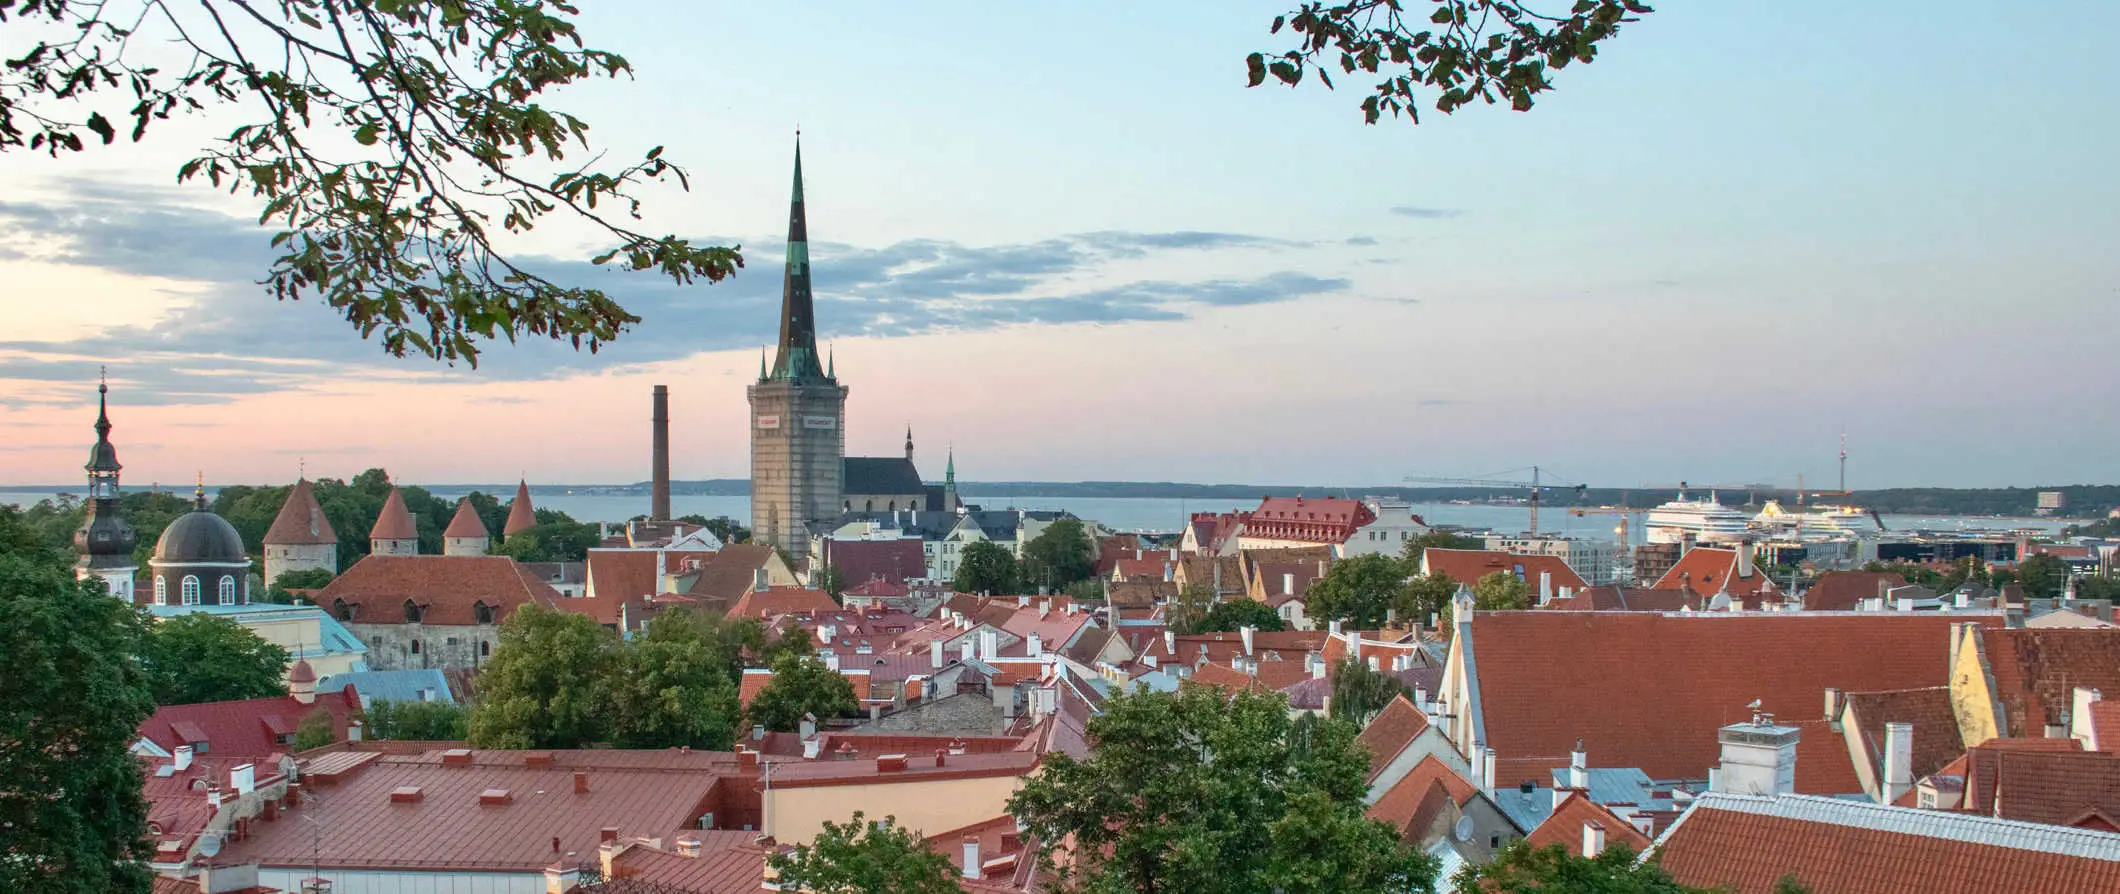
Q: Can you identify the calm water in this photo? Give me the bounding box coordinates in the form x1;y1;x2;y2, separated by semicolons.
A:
3;489;2070;542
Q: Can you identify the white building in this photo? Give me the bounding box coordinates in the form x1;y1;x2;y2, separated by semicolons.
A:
1482;533;1620;585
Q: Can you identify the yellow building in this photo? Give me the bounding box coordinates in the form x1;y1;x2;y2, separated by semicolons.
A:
760;749;1037;844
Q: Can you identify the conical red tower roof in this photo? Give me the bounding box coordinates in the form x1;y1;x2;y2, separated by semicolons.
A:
265;478;338;545
444;498;489;539
503;479;537;537
371;487;418;541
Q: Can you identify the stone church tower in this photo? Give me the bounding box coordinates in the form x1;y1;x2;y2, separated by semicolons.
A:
263;477;338;585
748;139;846;556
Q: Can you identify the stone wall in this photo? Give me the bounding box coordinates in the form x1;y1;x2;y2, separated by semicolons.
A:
347;621;500;672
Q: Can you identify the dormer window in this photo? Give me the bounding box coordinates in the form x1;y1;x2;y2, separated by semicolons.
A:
335;599;355;622
473;601;495;625
404;599;424;623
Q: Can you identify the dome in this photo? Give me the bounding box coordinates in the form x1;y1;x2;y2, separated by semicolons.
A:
287;658;316;684
154;510;248;565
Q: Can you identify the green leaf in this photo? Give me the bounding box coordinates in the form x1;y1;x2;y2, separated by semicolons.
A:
1269;61;1300;86
85;113;115;144
1246;52;1267;87
354;123;380;146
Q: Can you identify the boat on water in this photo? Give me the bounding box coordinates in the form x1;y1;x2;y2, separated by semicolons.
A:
1752;500;1885;541
1644;492;1753;544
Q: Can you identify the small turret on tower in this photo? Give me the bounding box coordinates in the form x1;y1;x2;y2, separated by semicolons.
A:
443;498;491;557
263;477;339;586
370;485;420;556
503;479;538;539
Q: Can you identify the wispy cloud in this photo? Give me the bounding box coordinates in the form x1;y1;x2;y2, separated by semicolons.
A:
0;182;1355;405
1389;206;1466;220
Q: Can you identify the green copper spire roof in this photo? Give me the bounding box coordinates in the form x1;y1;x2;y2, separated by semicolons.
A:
767;136;828;382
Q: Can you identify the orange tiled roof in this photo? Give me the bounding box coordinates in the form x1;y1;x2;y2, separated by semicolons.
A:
1841;686;1964;786
728;587;839;620
1357;694;1431;781
1979;628;2120;738
1805;571;1908;612
1465;611;1998;791
1649;548;1779;602
442;498;488;539
1653;792;2120;894
264;478;337;545
1422;548;1589;592
315;555;561;626
1367;754;1477;841
370;487;418;541
503;480;536;536
1528;792;1652;855
1964;745;2120;827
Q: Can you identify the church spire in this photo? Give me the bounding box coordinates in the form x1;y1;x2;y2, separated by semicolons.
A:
769;135;827;382
943;446;958;510
84;369;121;498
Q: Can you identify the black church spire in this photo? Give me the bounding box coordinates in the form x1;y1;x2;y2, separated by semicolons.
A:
768;136;828;382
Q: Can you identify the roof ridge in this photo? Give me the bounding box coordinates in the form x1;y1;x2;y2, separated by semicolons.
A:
1684;792;2120;860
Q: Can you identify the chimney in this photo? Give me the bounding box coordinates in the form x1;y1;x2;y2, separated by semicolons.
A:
231;763;256;795
1239;625;1255;655
1736;545;1755;578
961;835;981;879
1582;821;1606;857
675;836;702;858
1712;713;1799;796
572;771;589;794
1539;571;1553;606
1824;688;1845;731
1328;619;1342;637
651;385;671;520
1482;746;1498;800
174;745;194;771
979;629;998;662
1163;630;1175;655
1281;573;1294;597
930;638;945;666
1882;722;1914;804
738;749;758;771
1569;740;1588;791
1028;634;1043;659
544;864;581;894
799;715;817;740
803;738;823;759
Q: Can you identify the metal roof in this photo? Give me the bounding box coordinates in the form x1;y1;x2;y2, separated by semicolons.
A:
1669;792;2120;861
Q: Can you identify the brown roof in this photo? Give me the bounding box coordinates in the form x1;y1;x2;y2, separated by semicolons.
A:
219;748;743;873
1106;579;1174;609
1528;792;1652;855
370;487;418;541
443;498;488;540
1543;586;1696;612
264;478;337;545
1185;663;1266;695
1965;746;2120;827
1806;571;1908;612
820;538;928;587
1422;548;1589;592
503;479;537;536
727;587;839;619
1653;793;2120;894
1366;754;1476;841
1979;628;2120;737
1841;686;1965;785
1649;548;1779;602
1357;694;1432;781
607;839;769;892
1465;611;2000;791
687;544;778;603
315;555;562;625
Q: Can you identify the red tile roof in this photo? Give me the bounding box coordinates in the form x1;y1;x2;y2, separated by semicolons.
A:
1422;548;1589;592
737;666;871;707
1528;792;1652;855
219;748;742;873
503;480;537;537
1841;686;1965;786
1978;628;2120;738
1964;745;2120;827
1543;586;1697;612
1241;496;1377;545
263;478;337;546
822;538;929;587
1649;548;1780;603
762;749;1038;789
1652;793;2120;894
370;487;418;541
1465;612;2000;791
314;555;562;626
1185;663;1267;695
728;587;839;620
606;839;769;892
1357;694;1432;781
443;498;488;539
139;688;361;758
1366;754;1477;842
1805;571;1908;612
2090;701;2120;753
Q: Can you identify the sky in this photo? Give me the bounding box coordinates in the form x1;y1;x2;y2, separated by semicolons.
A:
2;1;2117;490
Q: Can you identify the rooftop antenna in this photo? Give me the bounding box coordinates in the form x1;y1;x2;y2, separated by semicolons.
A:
1839;431;1847;494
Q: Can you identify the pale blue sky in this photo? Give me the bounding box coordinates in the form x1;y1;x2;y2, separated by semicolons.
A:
1;2;2114;489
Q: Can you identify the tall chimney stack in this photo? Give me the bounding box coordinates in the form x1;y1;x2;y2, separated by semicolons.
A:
651;385;671;520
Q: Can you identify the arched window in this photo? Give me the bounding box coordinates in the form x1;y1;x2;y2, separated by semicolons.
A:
887;501;897;512
154;576;168;605
216;576;235;605
180;575;200;605
473;601;494;625
404;599;423;623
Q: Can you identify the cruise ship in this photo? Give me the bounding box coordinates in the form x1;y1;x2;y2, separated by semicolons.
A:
1751;500;1885;541
1644;493;1753;544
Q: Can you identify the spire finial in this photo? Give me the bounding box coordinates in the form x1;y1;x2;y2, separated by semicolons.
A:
827;342;835;378
194;471;207;510
98;364;107;392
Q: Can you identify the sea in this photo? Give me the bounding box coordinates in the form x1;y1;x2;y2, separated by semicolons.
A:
1;489;2071;544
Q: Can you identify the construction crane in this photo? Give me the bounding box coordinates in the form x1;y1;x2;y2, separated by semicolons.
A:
1405;466;1586;536
1569;506;1639;550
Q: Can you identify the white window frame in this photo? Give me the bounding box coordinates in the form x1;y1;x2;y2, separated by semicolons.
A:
217;576;236;605
154;576;168;605
180;575;200;605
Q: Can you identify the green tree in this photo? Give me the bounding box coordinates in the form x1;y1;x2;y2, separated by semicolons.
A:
747;653;857;733
1194;599;1286;634
1306;553;1409;628
363;699;469;741
682;515;752;545
766;811;962;894
761;618;819;664
1331;657;1414;727
1010;686;1436;894
814;563;848;601
1403;529;1483;557
1472;570;1531;610
952;541;1020;595
292;707;338;751
1452;840;1710;893
264;567;336;604
496;509;603;563
2017;554;2072;599
607;609;745;750
3;0;740;364
0;507;157;894
467;606;616;748
2078;576;2120;602
1020;518;1095;591
1248;1;1649;126
1168;583;1218;635
1395;571;1459;629
141;613;291;705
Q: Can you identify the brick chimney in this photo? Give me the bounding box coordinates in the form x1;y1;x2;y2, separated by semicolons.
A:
651;385;671;520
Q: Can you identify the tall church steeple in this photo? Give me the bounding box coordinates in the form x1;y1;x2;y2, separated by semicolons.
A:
75;372;139;598
768;136;828;383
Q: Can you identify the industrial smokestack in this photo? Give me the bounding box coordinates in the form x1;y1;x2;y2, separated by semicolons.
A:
652;385;671;520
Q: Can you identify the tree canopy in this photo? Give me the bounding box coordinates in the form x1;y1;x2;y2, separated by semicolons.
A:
953;540;1020;596
1331;657;1413;727
466;605;617;749
1248;1;1651;125
140;612;291;705
496;508;603;563
0;507;157;893
765;812;962;894
2;0;740;364
747;652;857;733
1192;598;1286;634
2015;554;2072;600
606;608;749;750
1306;553;1410;627
1450;840;1742;893
1020;518;1096;591
362;698;468;741
1010;685;1436;894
